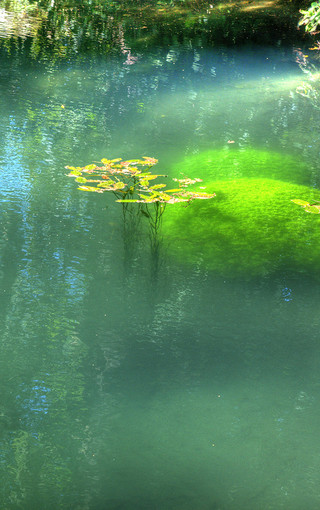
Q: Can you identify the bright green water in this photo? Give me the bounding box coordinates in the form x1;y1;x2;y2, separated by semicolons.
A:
1;44;320;509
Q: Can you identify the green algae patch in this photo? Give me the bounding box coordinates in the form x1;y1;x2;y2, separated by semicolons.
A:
172;148;311;185
162;178;320;278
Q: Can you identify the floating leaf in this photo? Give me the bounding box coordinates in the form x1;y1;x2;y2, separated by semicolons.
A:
75;177;87;184
149;183;167;190
98;181;113;188
65;166;83;173
139;174;159;181
116;199;140;203
190;192;216;199
305;205;320;214
140;178;151;187
291;199;311;206
138;193;154;201
77;186;103;193
173;177;203;185
84;164;97;171
67;170;82;177
142;157;158;165
155;192;173;201
113;181;126;190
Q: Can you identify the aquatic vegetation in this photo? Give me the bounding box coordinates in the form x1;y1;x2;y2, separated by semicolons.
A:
67;157;215;278
162;178;320;277
66;156;215;205
292;198;320;213
171;148;311;185
299;1;320;33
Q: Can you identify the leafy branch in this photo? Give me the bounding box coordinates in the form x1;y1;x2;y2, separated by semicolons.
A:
299;1;320;34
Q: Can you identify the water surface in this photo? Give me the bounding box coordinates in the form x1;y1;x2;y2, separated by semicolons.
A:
1;43;320;509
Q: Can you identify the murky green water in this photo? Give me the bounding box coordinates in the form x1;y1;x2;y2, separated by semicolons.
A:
1;41;320;509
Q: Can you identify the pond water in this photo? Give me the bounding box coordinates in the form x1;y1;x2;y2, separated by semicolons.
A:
1;40;320;509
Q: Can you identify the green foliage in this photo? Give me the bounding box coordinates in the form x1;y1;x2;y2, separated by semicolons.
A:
299;1;320;33
162;178;320;278
0;0;307;60
67;156;214;249
67;157;215;278
66;157;215;205
171;148;311;185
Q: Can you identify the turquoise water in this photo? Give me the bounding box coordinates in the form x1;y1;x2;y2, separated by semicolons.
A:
1;43;320;509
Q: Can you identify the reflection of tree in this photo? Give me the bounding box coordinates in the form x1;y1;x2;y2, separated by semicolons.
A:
1;11;316;167
1;0;125;59
0;212;89;507
0;79;150;505
0;0;308;60
0;129;102;507
0;0;42;39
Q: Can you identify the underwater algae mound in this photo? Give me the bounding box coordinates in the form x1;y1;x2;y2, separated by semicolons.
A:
171;148;310;184
162;178;320;277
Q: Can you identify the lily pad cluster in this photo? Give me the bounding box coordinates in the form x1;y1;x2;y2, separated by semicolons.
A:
66;157;215;267
66;157;215;205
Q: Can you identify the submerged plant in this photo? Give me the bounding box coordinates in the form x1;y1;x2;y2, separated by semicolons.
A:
66;157;215;277
170;148;311;185
162;178;320;278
